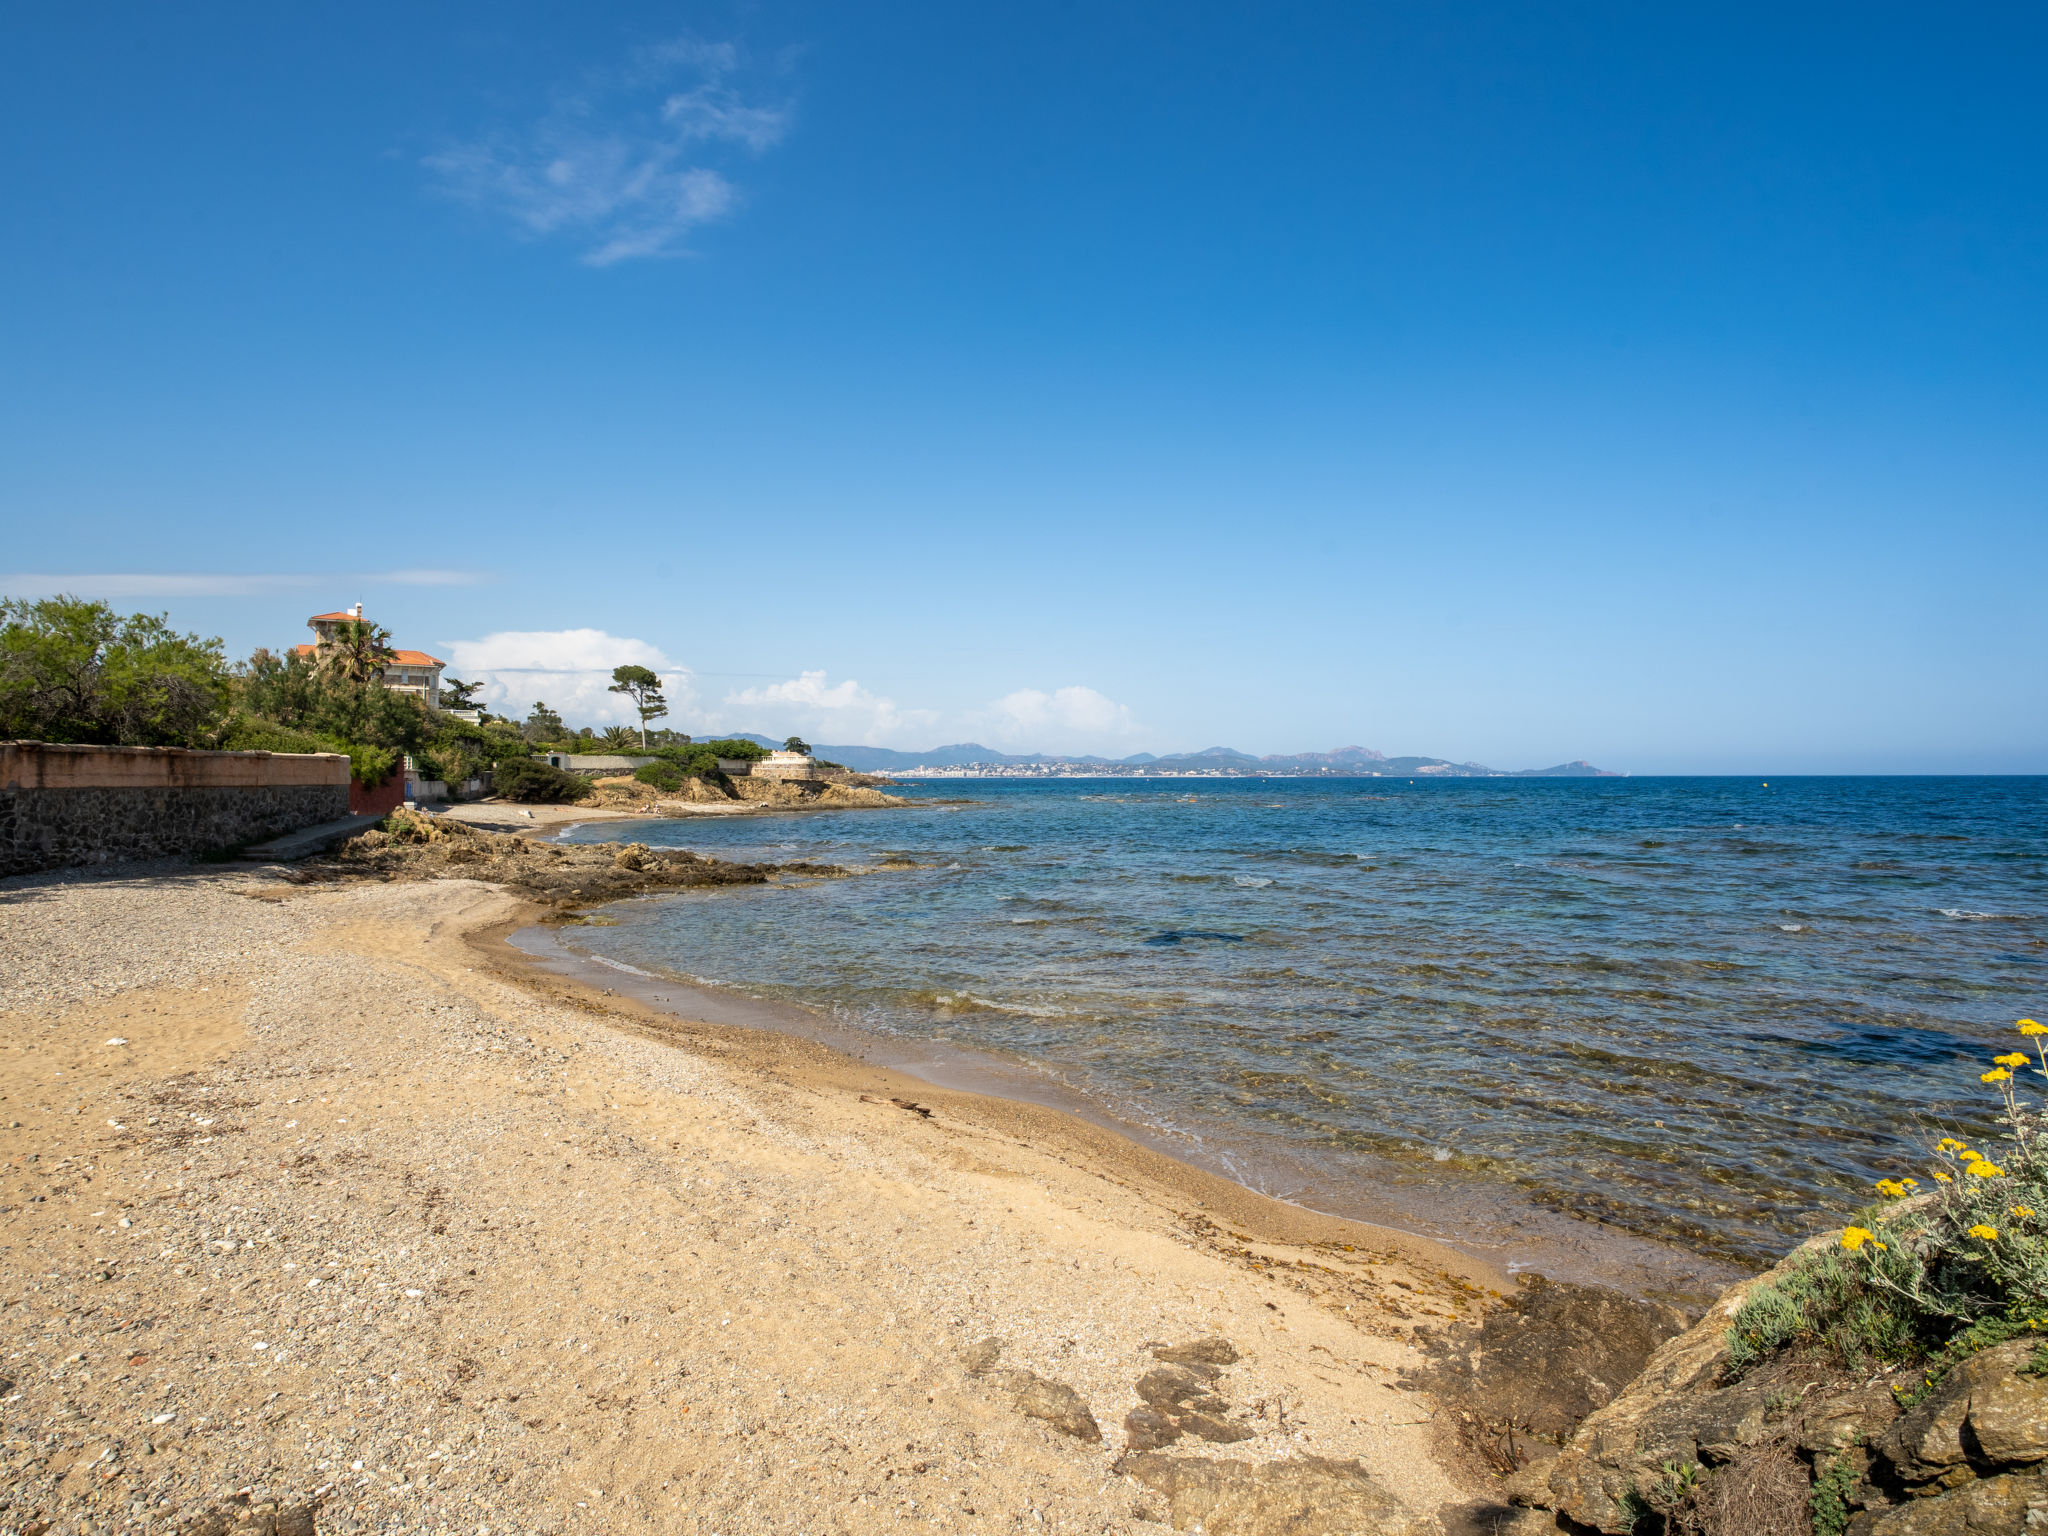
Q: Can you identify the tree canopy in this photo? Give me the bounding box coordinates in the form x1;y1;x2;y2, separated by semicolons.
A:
608;664;668;748
0;595;232;746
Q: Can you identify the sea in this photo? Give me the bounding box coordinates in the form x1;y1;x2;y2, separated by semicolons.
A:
523;776;2047;1299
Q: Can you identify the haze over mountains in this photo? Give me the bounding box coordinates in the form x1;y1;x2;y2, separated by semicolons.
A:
728;738;1617;777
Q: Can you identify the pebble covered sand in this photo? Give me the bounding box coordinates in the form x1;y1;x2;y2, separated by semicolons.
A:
0;863;1516;1535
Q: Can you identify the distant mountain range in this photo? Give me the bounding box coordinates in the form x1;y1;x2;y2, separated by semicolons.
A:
719;735;1618;778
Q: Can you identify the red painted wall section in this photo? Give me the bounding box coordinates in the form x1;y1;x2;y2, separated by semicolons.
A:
349;776;406;817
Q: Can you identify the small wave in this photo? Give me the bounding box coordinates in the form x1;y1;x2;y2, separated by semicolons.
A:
1939;909;2023;921
965;994;1069;1018
1234;876;1274;888
1144;930;1246;946
588;955;654;978
1778;923;1805;933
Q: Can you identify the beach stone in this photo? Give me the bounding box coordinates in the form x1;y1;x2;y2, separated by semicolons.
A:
1123;1406;1180;1452
1152;1337;1240;1367
1864;1468;2048;1534
959;1339;1101;1442
1128;1364;1251;1447
1008;1372;1102;1443
1118;1453;1427;1536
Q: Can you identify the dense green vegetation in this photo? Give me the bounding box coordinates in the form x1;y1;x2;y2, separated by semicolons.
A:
2;593;789;807
492;756;594;803
0;595;231;747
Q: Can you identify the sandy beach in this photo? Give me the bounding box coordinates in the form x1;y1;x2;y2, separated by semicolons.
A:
0;861;1586;1536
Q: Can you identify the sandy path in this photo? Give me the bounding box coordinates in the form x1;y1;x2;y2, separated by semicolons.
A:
0;867;1512;1536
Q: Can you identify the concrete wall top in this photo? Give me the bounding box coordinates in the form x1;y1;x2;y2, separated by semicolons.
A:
1;741;351;791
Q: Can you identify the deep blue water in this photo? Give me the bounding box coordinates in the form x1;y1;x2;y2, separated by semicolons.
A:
552;776;2047;1277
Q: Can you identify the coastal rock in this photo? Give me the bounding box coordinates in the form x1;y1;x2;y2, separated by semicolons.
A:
1875;1342;2048;1487
1120;1340;1255;1450
1152;1337;1240;1368
1863;1468;2048;1534
959;1338;1102;1443
1117;1453;1427;1536
1011;1374;1103;1443
1545;1234;1836;1532
1408;1273;1691;1447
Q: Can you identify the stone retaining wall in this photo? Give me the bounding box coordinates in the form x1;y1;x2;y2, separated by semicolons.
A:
1;742;352;876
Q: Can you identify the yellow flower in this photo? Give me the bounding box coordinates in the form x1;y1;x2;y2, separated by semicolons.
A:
2014;1206;2036;1219
1875;1179;1910;1198
2020;1020;2047;1036
1934;1172;1954;1183
1940;1138;1966;1152
1959;1149;1984;1162
1970;1224;2000;1241
1983;1068;2013;1084
1842;1226;1877;1251
1996;1053;2030;1067
1971;1162;2008;1178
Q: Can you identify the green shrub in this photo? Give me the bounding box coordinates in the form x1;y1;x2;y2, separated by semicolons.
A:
702;737;768;760
492;757;592;803
634;760;686;791
1726;1023;2048;1381
218;711;398;788
1810;1452;1858;1536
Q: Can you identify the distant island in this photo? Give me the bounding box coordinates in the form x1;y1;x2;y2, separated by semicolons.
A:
758;741;1622;779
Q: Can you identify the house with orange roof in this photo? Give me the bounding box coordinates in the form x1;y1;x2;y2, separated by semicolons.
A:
291;603;448;708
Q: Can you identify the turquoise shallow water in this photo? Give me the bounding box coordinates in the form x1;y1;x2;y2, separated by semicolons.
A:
549;776;2046;1284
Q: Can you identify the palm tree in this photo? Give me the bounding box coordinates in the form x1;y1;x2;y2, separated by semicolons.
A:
600;725;637;751
317;619;396;686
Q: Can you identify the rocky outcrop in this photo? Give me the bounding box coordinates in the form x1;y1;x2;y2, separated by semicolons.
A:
1408;1274;1692;1447
1534;1236;2048;1534
1125;1338;1256;1451
333;813;845;906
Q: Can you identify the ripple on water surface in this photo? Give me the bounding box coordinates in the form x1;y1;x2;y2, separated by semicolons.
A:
550;776;2047;1285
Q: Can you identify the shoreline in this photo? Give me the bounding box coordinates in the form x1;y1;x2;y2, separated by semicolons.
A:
516;907;1744;1308
482;912;1512;1296
2;861;1598;1535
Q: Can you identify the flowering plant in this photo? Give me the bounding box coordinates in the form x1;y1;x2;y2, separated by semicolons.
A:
1726;1019;2048;1377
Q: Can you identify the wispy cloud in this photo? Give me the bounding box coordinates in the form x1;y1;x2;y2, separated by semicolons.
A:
712;670;938;746
426;38;790;265
441;629;697;726
975;685;1141;753
0;570;486;598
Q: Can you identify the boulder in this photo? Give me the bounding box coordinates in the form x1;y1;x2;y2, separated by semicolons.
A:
1861;1468;2048;1534
1875;1342;2048;1489
1546;1233;1836;1532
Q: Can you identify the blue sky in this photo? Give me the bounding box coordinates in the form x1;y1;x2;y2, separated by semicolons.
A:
3;3;2044;772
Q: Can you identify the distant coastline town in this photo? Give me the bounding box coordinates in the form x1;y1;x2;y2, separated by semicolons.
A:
807;742;1622;779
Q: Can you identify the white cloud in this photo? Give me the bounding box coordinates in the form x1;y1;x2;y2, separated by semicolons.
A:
441;629;696;728
426;39;790;265
712;670;937;746
976;686;1142;754
0;570;485;598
